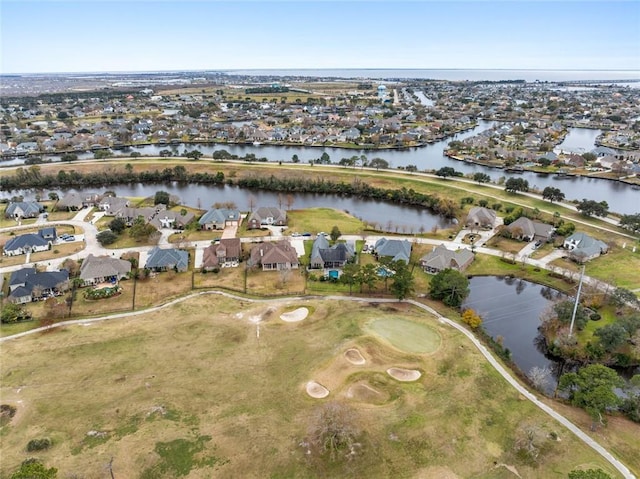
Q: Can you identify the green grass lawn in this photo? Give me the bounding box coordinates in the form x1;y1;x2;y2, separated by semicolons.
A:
286;207;366;236
367;317;441;354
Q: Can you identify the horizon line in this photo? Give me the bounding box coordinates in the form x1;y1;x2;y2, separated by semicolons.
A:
2;67;640;76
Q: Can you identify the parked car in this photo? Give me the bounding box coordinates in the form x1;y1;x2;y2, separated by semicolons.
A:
534;240;542;249
302;232;312;237
64;235;75;242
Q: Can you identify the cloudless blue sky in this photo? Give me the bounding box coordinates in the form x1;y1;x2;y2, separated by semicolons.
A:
1;1;638;73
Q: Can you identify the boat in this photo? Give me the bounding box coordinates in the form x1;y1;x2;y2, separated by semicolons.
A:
253;141;262;146
505;166;524;173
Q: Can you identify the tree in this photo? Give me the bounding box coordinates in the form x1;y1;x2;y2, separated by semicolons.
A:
185;150;203;160
619;213;640;233
610;287;639;309
528;366;551;392
576;199;609;217
542;186;565;203
594;324;627;352
435;166;459;178
48;192;59;201
340;263;359;295
558;364;623;430
473;172;491;184
108;217;126;234
389;261;414;300
504;177;529;193
10;459;57;479
461;309;482;329
568;469;613;479
320;152;330;164
96;230;118;246
154;190;170;206
369;157;389;170
306;401;361;461
357;263;378;293
429;269;470;307
330;226;341;242
1;303;31;324
291;154;299;163
61;258;80;277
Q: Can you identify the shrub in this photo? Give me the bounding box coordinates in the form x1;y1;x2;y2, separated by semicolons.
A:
27;438;52;452
590;312;601;321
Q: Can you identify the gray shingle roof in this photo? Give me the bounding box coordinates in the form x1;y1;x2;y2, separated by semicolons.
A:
80;254;132;281
145;247;189;271
374;238;412;263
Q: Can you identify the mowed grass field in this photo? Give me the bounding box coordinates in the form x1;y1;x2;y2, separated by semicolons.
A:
1;296;632;478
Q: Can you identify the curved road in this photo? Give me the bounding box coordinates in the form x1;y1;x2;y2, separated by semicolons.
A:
0;290;635;478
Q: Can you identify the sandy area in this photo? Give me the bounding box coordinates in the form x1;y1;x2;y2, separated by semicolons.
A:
305;381;329;399
280;307;309;322
344;348;366;365
387;367;421;382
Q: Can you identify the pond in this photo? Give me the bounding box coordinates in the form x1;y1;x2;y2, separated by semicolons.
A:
462;276;567;395
2;183;452;234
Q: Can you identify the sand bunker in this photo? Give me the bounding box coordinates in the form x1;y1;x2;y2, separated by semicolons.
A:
280;307;309;322
306;381;330;399
344;348;366;365
387;368;421;382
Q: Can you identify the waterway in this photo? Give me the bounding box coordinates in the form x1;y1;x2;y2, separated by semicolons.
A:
555;128;603;155
3;121;639;214
3;183;451;233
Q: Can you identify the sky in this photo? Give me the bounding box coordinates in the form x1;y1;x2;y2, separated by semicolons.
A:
1;1;639;74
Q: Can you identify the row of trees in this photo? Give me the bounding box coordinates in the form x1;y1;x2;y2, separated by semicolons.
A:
1;165;225;190
337;259;414;300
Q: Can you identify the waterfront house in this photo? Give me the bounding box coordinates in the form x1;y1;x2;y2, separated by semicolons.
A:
4;201;43;219
506;217;555;242
563;232;609;263
198;208;241;230
247;207;287;230
465;206;497;229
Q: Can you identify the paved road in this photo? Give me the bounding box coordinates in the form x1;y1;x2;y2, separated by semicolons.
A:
1;291;635;478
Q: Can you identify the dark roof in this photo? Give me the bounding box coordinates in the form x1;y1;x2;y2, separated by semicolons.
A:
4;233;50;252
145;247;189;270
9;267;37;287
8;269;69;301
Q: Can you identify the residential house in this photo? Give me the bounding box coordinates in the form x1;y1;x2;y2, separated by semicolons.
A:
3;228;55;256
99;196;130;216
202;238;242;270
465;206;497;229
249;240;299;271
57;192;100;211
150;210;195;230
247;207;287;230
8;267;69;304
563;232;609;262
374;238;412;263
145;247;189;272
4;201;43;219
506;217;555;242
419;244;474;274
79;254;132;286
198;208;241;230
309;235;355;269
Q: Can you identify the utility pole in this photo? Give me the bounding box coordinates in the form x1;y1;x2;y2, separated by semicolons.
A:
568;264;586;338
